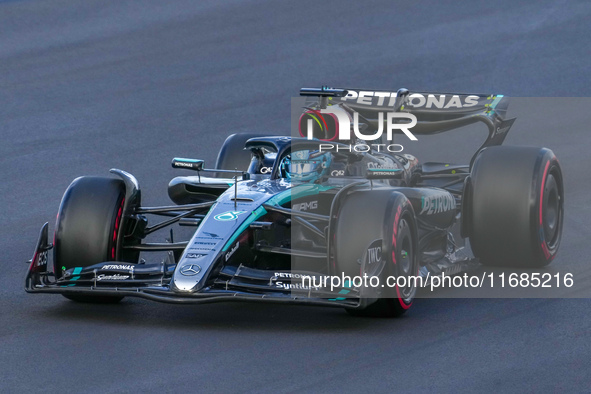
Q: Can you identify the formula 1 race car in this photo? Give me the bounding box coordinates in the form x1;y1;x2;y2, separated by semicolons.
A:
25;87;564;317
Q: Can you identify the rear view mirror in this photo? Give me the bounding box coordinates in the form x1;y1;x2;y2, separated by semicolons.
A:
171;158;250;180
171;158;204;171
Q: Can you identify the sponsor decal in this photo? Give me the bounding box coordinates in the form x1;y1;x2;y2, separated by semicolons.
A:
274;282;320;290
101;264;133;271
274;272;308;279
259;166;272;174
292;201;318;211
214;211;247;221
185;253;206;259
37;251;48;267
180;264;202;276
420;194;456;215
339;91;480;109
366;241;382;266
367;162;399;170
97;274;129;281
270;273;321;290
225;242;239;262
362;239;384;277
367;169;402;177
494;125;511;136
331;169;345;176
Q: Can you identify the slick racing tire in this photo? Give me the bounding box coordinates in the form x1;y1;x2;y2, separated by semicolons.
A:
332;190;419;317
54;177;135;303
467;146;564;267
214;133;262;177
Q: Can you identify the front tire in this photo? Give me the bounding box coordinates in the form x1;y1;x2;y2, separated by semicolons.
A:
54;177;135;303
332;190;419;317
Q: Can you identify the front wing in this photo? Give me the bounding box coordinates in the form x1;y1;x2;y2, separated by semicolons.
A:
25;223;365;309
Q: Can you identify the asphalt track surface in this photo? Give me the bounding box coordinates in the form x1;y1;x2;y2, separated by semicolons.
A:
1;1;591;392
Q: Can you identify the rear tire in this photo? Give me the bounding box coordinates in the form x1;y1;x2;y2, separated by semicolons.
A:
54;177;135;303
468;146;564;267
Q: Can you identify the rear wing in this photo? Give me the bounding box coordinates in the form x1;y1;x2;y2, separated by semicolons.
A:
300;87;516;165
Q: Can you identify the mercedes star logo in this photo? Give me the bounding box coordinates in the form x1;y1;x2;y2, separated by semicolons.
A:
180;264;202;276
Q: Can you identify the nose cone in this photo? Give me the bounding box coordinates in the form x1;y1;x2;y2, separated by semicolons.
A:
171;204;257;292
171;210;239;292
170;179;290;293
173;253;214;292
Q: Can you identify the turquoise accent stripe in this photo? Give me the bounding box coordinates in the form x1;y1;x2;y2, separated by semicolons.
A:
266;190;292;207
222;184;335;252
266;184;335;207
69;267;82;281
329;280;352;301
222;206;267;251
489;95;503;109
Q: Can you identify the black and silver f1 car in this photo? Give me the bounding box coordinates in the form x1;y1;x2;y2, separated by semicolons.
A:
26;87;564;317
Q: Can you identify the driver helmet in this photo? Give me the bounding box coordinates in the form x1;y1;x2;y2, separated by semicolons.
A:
281;149;332;183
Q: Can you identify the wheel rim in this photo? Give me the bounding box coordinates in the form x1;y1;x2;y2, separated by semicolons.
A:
542;172;562;250
395;218;416;301
399;221;412;275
